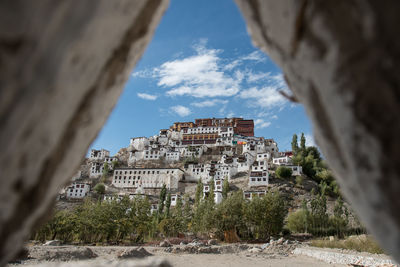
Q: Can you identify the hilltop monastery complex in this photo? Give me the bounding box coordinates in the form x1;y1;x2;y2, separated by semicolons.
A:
63;117;302;206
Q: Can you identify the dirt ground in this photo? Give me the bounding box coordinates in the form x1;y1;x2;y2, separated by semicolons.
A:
9;245;347;267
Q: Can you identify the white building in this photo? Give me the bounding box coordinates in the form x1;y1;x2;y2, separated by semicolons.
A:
143;149;160;160
203;178;224;204
184;163;208;182
89;162;104;178
90;149;109;161
243;190;267;200
112;168;183;190
166;151;180;161
171;194;180;206
248;168;269;187
150;203;158;214
66;182;90;199
256;152;270;161
285;165;303;176
272;156;292;166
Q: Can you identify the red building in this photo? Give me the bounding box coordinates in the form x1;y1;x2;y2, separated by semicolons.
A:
171;117;254;137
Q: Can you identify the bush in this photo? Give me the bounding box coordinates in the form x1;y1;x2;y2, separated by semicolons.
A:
276;166;293;179
93;183;105;195
295;176;303;187
287;210;308;233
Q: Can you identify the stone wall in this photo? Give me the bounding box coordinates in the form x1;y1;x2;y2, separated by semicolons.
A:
236;0;400;261
0;0;168;265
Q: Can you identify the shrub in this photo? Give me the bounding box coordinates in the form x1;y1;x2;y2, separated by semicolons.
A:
295;176;303;187
287;209;308;233
276;166;293;179
93;183;105;195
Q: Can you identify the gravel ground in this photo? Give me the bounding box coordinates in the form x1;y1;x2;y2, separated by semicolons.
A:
9;241;397;267
293;247;398;267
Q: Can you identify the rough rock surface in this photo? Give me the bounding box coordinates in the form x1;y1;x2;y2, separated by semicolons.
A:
117;247;153;259
28;246;97;261
0;0;168;265
235;0;400;261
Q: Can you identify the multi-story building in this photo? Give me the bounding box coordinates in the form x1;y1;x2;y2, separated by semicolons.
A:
66;182;90;199
112;168;184;190
203;178;224;204
272;155;292;166
90;149;109;161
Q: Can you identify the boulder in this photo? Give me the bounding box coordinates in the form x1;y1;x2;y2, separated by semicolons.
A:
159;240;172;247
43;240;61;246
117;247;152;259
207;239;218;246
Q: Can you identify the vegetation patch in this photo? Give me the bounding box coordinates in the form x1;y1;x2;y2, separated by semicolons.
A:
310;235;384;254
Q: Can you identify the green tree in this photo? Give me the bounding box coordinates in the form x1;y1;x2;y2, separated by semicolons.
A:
93;183;105;195
291;134;299;154
276;166;293;179
111;160;120;170
330;197;349;237
300;133;306;151
222;178;229;199
244;191;287;238
165;192;172;218
214;191;246;240
102;162;110;176
287;209;309;233
207;178;215;204
158;184;167;216
195;179;203;206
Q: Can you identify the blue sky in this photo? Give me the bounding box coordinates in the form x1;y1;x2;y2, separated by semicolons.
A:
90;0;313;155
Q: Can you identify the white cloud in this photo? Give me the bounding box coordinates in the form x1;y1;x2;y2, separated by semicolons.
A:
192;99;228;108
241;51;266;62
170;105;191;117
223;51;266;71
271;115;278;119
254;119;271;129
239;86;285;108
137;93;157;100
239;73;289;109
155;43;241;98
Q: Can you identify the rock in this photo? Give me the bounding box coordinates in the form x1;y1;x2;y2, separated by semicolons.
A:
261;243;269;250
238;244;249;251
0;0;169;265
248;247;262;253
160;240;172;247
28;247;97;261
117;247;152;259
207;239;218;246
277;237;284;244
197;247;220;254
188;241;204;247
329;236;335;241
179;241;187;246
43;240;61;246
236;0;400;262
